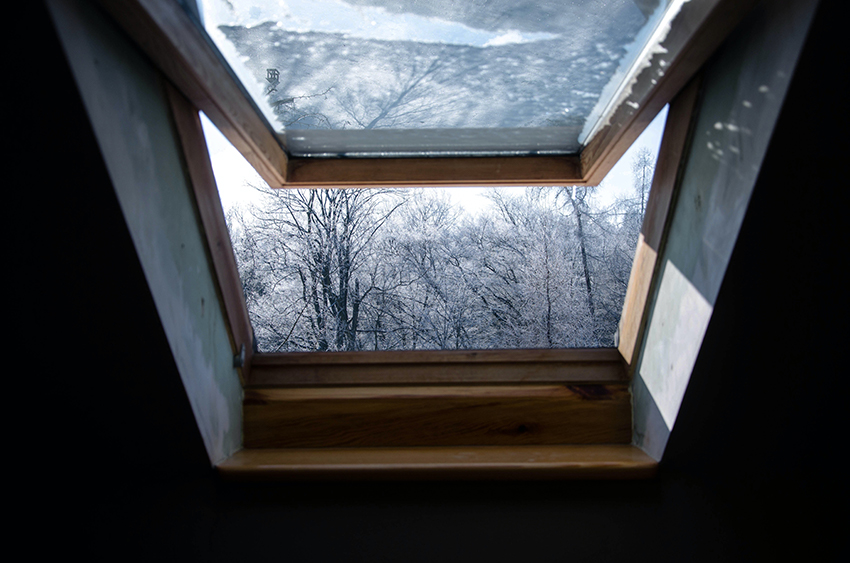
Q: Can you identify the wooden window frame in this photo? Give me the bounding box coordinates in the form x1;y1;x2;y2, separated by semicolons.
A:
88;0;751;478
168;75;691;381
166;68;701;390
162;70;702;479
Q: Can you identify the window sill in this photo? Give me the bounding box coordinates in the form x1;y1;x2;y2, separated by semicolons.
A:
217;445;657;481
230;350;642;480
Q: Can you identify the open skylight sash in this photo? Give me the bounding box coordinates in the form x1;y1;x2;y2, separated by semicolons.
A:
196;0;673;157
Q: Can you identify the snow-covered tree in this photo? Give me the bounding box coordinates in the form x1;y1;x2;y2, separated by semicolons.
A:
228;151;655;351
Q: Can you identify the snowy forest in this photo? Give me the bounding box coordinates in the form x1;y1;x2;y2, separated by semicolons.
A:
226;149;655;352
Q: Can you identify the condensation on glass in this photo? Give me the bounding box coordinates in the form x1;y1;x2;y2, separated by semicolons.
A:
194;0;675;157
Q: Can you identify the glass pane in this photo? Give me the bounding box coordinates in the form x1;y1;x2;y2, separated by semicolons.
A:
196;0;675;156
203;106;667;351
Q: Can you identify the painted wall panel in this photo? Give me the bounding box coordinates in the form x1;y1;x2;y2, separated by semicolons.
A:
47;0;242;464
633;0;819;460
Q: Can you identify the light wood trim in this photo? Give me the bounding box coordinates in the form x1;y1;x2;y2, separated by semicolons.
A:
255;348;619;365
94;0;287;188
581;0;758;186
247;384;625;400
243;384;631;448
617;236;657;368
166;81;254;383
285;155;583;187
617;77;701;369
217;445;657;480
247;348;626;386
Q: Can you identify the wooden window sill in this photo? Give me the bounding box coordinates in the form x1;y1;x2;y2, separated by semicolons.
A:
217;445;657;481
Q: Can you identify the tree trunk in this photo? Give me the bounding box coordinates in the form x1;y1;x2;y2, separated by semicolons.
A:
570;187;595;321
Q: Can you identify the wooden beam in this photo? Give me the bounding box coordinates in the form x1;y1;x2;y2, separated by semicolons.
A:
581;0;758;186
217;445;657;480
243;384;631;448
166;82;254;383
247;348;626;386
617;77;701;369
285;155;583;188
94;0;288;188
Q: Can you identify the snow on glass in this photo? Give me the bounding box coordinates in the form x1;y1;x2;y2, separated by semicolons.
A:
197;0;675;156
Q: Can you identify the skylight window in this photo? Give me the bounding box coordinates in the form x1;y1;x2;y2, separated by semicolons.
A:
197;0;677;157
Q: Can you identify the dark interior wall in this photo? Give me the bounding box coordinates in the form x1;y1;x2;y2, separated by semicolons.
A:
20;1;845;561
659;0;847;557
